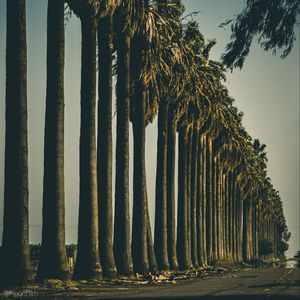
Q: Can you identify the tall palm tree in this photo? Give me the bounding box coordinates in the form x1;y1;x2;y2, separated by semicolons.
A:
37;0;69;281
113;1;134;276
154;98;170;270
159;0;188;272
75;13;101;279
177;125;192;270
196;133;204;266
200;134;208;266
131;37;149;273
97;9;117;279
154;0;189;271
67;0;105;280
190;125;199;267
166;105;179;270
206;135;214;263
130;0;173;274
146;184;158;273
0;0;32;286
173;20;212;270
186;127;192;262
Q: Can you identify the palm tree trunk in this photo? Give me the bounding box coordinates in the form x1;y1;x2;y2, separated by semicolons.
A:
248;198;253;260
186;128;192;265
130;31;153;274
242;198;247;261
254;203;259;259
177;127;192;270
132;76;149;274
218;166;224;259
212;153;217;261
206;136;213;263
146;193;158;273
73;17;102;280
258;207;265;259
190;126;199;268
215;155;221;260
222;172;227;260
167;107;179;270
37;0;69;281
228;172;233;260
232;178;237;261
242;197;252;261
237;188;243;262
114;29;133;276
0;0;32;286
201;135;207;266
154;99;169;270
225;173;230;260
197;135;204;266
234;183;239;261
97;12;116;279
251;202;256;260
273;223;276;259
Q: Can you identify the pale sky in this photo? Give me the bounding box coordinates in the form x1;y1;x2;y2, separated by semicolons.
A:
0;0;299;258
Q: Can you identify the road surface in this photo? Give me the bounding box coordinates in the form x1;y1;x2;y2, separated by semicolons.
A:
1;267;299;299
106;267;300;300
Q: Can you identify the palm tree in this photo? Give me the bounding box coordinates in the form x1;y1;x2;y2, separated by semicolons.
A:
153;0;189;271
206;135;214;263
130;0;174;274
167;107;178;270
37;0;69;281
66;0;105;280
154;98;170;270
172;20;212;270
196;133;204;265
131;38;149;273
252;139;268;260
113;1;134;276
211;140;217;261
186;127;192;262
97;9;117;279
0;0;32;286
157;0;190;272
166;105;179;270
213;153;219;260
153;0;196;272
146;186;158;273
177;124;192;270
200;134;208;266
190;125;199;267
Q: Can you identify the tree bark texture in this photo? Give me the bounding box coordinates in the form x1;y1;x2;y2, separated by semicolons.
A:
132;77;149;274
38;0;69;281
177;128;192;270
166;108;179;270
0;0;32;286
190;126;199;267
206;136;213;262
154;100;169;270
114;30;133;276
73;17;102;280
186;129;192;265
201;135;207;266
97;12;117;278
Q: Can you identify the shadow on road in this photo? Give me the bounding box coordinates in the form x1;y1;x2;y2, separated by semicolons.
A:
247;280;300;288
104;296;300;300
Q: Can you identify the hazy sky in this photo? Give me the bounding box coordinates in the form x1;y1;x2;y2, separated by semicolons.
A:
0;0;299;258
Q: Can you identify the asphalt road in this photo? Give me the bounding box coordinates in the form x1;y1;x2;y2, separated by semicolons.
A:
2;268;299;299
92;268;300;300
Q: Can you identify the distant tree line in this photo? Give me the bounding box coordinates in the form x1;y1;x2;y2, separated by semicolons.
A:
0;0;296;287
